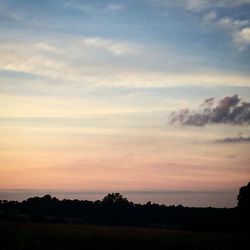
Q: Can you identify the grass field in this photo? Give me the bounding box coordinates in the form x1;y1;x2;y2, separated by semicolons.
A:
0;222;246;250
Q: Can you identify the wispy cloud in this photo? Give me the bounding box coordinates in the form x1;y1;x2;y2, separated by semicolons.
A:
104;3;125;13
0;1;25;21
150;0;250;11
34;43;59;53
0;37;249;92
234;27;250;50
187;0;250;10
64;1;92;13
64;1;124;14
214;135;250;143
151;0;250;50
203;10;217;22
203;11;250;50
217;17;248;31
203;12;248;30
199;4;250;50
170;95;250;126
81;37;138;56
185;0;208;11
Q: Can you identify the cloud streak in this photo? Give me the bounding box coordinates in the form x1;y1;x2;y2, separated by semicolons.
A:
151;0;250;11
81;37;138;56
0;1;25;22
170;95;250;126
152;0;250;49
203;12;250;50
214;135;250;143
1;39;249;92
64;1;124;14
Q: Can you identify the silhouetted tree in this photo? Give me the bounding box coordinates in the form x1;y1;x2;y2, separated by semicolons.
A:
237;182;250;209
102;193;129;205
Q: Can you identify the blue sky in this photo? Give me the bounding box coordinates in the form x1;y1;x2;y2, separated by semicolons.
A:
0;0;250;206
1;1;250;93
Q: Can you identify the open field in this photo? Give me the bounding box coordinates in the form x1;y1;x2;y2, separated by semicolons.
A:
0;222;247;250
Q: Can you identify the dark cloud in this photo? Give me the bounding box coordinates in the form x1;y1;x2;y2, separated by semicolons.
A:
170;95;250;126
214;136;250;143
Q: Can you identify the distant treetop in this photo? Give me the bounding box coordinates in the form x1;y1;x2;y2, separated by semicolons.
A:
102;193;129;205
237;182;250;209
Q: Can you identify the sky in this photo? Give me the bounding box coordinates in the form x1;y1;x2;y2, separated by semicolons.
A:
0;0;250;206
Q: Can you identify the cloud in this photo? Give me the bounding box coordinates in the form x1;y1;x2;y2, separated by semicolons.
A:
152;0;250;50
1;39;250;91
81;37;138;56
150;0;250;50
216;17;248;31
64;1;95;13
34;43;58;53
234;27;250;49
104;4;125;13
203;11;250;50
190;0;250;10
185;0;208;11
170;95;250;126
203;11;217;22
64;1;124;14
208;0;250;8
214;135;250;143
150;0;250;11
0;1;25;21
187;0;250;10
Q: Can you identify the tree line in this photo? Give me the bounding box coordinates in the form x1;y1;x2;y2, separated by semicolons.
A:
0;183;249;232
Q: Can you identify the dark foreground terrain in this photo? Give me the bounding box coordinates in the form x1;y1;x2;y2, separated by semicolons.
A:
1;221;248;250
0;182;249;249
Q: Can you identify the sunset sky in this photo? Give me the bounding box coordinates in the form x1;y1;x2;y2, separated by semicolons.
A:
0;0;250;206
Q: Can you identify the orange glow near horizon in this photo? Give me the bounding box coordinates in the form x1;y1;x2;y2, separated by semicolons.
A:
1;120;249;192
